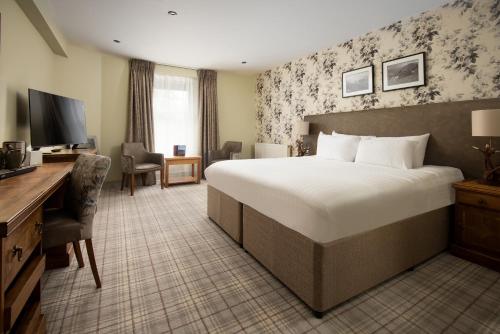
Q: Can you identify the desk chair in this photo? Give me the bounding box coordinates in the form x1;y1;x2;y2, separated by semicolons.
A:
43;154;111;288
121;142;164;196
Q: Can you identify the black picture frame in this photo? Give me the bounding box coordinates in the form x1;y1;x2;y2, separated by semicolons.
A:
342;65;374;98
382;52;426;92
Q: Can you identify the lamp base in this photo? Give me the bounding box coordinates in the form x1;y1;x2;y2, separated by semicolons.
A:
296;140;310;157
480;166;500;186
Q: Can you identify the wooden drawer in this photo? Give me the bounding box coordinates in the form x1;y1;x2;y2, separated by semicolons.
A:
10;300;45;334
3;207;43;288
455;204;500;255
4;255;45;331
456;190;500;212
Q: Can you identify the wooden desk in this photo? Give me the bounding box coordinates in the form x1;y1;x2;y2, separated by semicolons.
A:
164;156;201;187
42;148;97;163
0;162;73;333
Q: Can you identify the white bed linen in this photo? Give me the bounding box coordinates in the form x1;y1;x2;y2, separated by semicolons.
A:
205;157;464;243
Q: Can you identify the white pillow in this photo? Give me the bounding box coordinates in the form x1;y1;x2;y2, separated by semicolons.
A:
316;132;360;162
355;139;416;169
332;131;375;140
375;134;430;168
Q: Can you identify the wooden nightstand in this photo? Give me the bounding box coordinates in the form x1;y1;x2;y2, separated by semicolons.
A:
452;180;500;271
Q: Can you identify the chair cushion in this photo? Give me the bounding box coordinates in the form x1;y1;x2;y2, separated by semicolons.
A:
135;163;161;171
43;210;81;249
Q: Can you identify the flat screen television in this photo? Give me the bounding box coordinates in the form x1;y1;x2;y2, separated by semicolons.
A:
29;89;88;148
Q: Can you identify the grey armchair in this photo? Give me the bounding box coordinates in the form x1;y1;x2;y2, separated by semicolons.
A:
208;141;243;165
121;142;164;196
43;154;111;288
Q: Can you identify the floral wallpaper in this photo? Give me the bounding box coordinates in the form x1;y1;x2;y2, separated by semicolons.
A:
255;0;500;149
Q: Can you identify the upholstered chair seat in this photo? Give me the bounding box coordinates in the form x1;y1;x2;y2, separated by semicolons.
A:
208;141;242;166
135;163;161;171
43;154;111;289
121;142;164;195
43;212;81;249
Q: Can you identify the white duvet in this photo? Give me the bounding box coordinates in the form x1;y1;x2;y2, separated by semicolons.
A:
205;156;464;243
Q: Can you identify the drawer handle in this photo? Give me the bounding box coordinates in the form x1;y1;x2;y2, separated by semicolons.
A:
478;198;487;206
35;221;43;234
12;245;23;262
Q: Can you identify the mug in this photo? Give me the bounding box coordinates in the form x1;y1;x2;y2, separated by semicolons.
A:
6;149;25;169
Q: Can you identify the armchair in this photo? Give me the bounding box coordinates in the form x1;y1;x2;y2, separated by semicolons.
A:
208;141;243;166
121;142;164;196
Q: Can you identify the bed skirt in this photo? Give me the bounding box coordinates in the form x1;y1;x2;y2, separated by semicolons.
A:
207;185;243;243
207;185;450;314
243;204;450;313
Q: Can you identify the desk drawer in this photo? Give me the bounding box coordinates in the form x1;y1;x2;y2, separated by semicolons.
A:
4;207;43;288
457;191;500;212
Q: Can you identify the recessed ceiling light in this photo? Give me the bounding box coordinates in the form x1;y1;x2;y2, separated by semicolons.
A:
241;61;247;64
168;10;178;15
113;39;121;43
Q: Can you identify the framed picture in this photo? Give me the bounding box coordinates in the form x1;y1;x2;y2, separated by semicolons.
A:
342;65;374;98
382;52;425;91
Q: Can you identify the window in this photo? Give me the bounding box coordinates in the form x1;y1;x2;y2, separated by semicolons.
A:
153;74;199;157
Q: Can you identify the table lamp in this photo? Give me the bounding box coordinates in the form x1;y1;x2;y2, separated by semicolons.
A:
472;109;500;184
295;120;310;156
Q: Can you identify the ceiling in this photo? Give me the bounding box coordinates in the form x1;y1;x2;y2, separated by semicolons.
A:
42;0;449;72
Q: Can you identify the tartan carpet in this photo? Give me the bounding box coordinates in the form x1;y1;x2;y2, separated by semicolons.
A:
41;182;500;333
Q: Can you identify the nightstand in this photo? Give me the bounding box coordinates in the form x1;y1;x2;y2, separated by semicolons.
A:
452;180;500;272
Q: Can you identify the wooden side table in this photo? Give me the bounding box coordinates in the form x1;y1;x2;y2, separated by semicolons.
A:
452;180;500;271
164;156;201;187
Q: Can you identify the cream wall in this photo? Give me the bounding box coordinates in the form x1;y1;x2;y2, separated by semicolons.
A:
217;72;257;159
0;0;56;142
1;0;257;182
0;0;104;144
100;54;129;181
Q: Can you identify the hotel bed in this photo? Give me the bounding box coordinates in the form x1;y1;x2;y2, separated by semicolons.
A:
205;98;500;317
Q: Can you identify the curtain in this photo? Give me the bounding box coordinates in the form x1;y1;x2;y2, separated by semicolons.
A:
127;59;156;185
198;69;219;175
127;59;156;151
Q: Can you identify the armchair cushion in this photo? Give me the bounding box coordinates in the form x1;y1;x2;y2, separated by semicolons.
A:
136;163;161;171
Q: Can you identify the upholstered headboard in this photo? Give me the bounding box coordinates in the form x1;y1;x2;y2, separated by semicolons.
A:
304;98;500;179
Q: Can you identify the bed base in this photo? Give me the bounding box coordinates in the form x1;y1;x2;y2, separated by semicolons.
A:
207;186;450;315
243;204;450;314
207;185;243;243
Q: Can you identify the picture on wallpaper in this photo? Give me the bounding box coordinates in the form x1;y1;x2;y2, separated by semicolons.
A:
382;52;425;91
342;65;374;97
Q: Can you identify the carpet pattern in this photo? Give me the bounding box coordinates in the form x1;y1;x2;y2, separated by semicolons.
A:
41;182;500;333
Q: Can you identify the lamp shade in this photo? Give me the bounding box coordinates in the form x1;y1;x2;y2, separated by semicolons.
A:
472;109;500;137
295;120;310;136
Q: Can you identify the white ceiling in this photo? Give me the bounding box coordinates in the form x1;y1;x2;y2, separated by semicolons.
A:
42;0;449;72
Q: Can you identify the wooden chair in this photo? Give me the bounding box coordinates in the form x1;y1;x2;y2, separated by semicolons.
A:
43;154;111;288
121;142;164;196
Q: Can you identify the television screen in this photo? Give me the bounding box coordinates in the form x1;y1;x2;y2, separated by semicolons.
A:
29;89;88;147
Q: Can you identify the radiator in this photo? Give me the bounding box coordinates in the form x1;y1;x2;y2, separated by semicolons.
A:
255;143;292;159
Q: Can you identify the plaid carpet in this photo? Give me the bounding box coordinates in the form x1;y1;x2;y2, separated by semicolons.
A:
41;182;500;334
